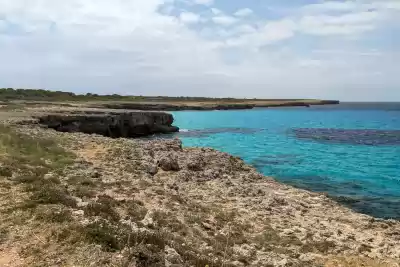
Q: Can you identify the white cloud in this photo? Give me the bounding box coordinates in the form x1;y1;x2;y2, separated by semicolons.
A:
299;11;380;35
226;19;296;48
179;12;200;24
212;15;238;26
0;0;398;100
0;20;7;32
263;19;296;43
324;11;379;24
298;59;322;67
193;0;213;6
234;8;253;17
305;0;400;13
377;2;400;10
234;24;256;34
303;1;360;13
313;49;382;57
211;8;222;15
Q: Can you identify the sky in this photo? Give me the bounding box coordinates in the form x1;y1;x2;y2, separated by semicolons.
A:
0;0;399;101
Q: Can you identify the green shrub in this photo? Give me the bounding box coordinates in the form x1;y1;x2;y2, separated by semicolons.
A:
35;207;73;223
74;186;96;198
84;196;120;221
0;228;8;244
83;220;121;251
31;185;77;208
0;125;75;172
126;200;148;222
0;166;12;177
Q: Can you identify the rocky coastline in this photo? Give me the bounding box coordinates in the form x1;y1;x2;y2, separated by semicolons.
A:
0;109;399;267
93;100;340;111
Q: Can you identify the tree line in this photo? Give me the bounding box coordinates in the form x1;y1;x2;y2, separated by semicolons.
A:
0;88;246;102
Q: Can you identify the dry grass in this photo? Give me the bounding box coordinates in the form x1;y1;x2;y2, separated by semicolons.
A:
324;256;397;267
0;125;75;179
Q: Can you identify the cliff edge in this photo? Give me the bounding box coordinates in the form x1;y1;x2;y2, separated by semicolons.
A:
33;109;179;137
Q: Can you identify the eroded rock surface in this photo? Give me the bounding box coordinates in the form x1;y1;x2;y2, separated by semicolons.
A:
2;120;399;267
35;110;179;137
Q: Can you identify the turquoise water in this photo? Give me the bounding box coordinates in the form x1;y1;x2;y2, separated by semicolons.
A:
170;103;400;219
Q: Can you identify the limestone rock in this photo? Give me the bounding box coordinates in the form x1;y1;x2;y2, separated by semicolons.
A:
158;153;180;171
165;246;183;266
186;154;205;171
36;110;179;138
143;162;158;176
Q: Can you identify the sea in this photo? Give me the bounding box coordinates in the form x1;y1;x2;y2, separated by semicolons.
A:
168;103;400;220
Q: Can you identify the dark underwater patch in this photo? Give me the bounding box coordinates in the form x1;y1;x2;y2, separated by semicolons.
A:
277;175;338;192
251;154;302;169
275;174;399;219
332;195;400;220
292;128;400;145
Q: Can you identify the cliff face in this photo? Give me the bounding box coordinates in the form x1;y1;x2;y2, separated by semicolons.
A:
36;110;179;137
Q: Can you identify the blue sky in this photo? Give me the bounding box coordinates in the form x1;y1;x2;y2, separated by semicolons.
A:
0;0;399;100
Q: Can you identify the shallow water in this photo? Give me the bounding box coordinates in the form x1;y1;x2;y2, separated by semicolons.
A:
170;103;400;219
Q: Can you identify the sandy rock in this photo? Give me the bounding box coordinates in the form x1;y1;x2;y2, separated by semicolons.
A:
141;212;154;227
176;170;192;182
143;162;158;176
203;168;220;180
72;210;84;217
233;244;256;261
186;154;205;171
158;153;180;171
164;246;183;266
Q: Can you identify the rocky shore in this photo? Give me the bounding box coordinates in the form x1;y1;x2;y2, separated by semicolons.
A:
0;113;399;267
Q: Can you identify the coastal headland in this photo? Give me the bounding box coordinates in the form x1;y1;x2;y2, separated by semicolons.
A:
0;90;398;267
0;88;339;111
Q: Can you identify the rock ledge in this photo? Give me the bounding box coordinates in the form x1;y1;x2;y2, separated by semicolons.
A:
35;110;179;137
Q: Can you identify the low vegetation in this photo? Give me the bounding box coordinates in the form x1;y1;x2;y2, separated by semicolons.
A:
0;87;327;103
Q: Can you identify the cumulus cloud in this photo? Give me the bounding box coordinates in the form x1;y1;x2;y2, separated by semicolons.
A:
234;8;253;17
0;0;398;100
211;8;222;15
299;11;379;35
192;0;213;6
179;12;201;24
212;15;238;26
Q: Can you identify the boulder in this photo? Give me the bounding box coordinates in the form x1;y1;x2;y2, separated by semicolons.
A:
186;154;205;171
158;153;180;171
143;163;158;176
165;246;183;266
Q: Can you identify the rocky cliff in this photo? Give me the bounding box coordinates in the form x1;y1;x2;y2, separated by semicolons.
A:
35;110;179;137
